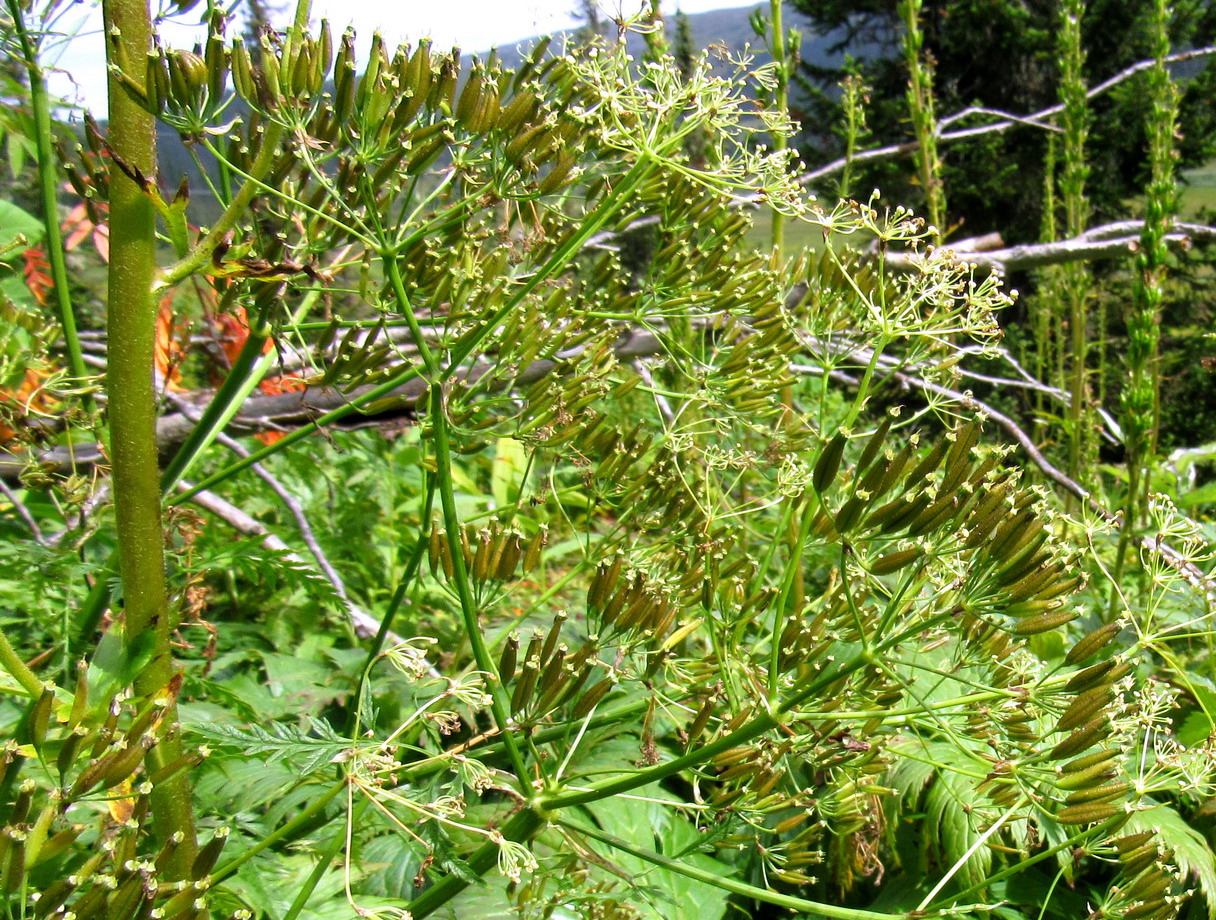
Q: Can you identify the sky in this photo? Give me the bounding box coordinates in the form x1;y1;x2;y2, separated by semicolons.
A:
44;0;761;116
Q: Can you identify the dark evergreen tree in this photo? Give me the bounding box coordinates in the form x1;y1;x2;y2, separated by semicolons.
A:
789;0;1216;242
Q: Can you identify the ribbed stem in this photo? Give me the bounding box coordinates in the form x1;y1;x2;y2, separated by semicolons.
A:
4;0;89;391
102;0;197;877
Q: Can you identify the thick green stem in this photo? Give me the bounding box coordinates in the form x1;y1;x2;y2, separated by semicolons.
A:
0;626;42;696
4;0;89;390
1058;0;1093;489
102;0;197;877
407;807;546;919
431;384;529;781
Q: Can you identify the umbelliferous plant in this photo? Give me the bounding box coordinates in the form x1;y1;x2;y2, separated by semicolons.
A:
0;2;1210;920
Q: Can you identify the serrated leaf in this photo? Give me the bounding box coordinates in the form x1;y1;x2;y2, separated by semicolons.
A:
188;716;348;775
1123;803;1216;919
492;437;529;508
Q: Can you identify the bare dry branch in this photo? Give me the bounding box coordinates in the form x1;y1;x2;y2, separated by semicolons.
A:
181;481;415;647
794;45;1216;187
882;221;1216;273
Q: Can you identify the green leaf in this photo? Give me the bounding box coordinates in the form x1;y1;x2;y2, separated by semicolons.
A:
492;437;530;509
188;716;348;775
0;199;43;254
1123;803;1216;919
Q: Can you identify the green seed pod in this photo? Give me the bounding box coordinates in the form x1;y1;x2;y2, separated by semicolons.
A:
316;20;333;85
1064;780;1133;807
191;826;229;880
813;432;847;495
905;437;950;488
257;36;281;103
430;55;459;111
1055;763;1118;787
870;548;922;576
994;533;1052;586
505;123;550;165
148;750;206;786
471;530;493;581
1055;801;1121;825
537;645;567;697
1049;716;1110;760
456;69;484;128
104;869;147;920
32;824;83;868
1060;746;1120;776
205;27;228;102
510;658;539;716
987;510;1039;561
1004;598;1061;619
880;494;932;534
34;877;77;918
906;495;959;537
1038;573;1085;601
1001;564;1065;604
497;633;519;684
1050;685;1113;734
145;50;170;112
3;834;25;897
943;419;980;476
1120;842;1164;878
496;88;537;134
331;31;357;123
27;686;53;754
169;49;207;105
356;32;385;110
540;613;567;668
1114;832;1158;855
1065;660;1119;693
1066;622;1122;665
405;132;449;175
856;415;893;474
1123;899;1169;920
1011;606;1077;635
469;85;501;133
98;735;155;790
536;150;579;196
494;532;524;581
522;527;547;572
230;39;256;104
56;726;89;783
570;677;615;719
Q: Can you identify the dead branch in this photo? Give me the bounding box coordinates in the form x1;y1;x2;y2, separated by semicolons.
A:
882;221;1216;273
181;481;418;649
794;45;1216;187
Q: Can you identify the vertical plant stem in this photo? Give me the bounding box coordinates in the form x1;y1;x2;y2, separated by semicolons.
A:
430;384;530;782
762;0;803;617
4;0;89;391
838;71;869;202
1123;0;1178;527
0;626;42;696
900;0;945;243
102;0;197;877
1058;0;1093;489
767;0;788;260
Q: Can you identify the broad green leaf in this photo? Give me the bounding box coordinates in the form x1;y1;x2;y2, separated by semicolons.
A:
492;437;530;508
1124;803;1216;919
0;199;43;254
